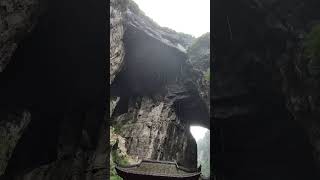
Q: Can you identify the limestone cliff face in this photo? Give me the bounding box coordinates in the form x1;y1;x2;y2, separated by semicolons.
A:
125;0;194;52
112;96;197;168
110;0;208;170
186;33;210;111
110;0;127;84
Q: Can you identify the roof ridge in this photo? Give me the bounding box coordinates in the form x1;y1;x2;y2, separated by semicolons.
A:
116;159;200;172
141;159;176;164
115;166;201;178
115;159;201;178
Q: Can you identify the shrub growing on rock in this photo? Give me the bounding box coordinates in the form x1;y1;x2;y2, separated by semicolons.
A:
305;24;320;76
305;24;320;59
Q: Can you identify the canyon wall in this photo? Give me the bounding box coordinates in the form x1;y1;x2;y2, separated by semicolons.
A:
110;0;209;170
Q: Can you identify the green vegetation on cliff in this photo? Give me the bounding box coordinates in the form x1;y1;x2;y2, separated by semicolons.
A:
305;24;320;76
110;149;129;180
110;159;122;180
305;24;320;59
187;32;210;55
110;127;130;180
110;126;137;180
204;68;210;81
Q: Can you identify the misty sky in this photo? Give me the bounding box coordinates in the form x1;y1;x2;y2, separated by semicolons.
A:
132;0;210;37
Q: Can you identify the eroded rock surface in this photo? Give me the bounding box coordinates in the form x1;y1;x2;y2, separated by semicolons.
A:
0;0;40;72
110;96;120;117
0;110;30;176
110;0;127;84
186;33;210;111
112;96;197;168
126;0;194;53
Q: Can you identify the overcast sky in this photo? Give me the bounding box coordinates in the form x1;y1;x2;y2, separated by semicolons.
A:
132;0;210;37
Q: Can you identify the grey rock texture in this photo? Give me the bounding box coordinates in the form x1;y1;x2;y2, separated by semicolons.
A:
0;0;40;72
0;110;30;176
109;0;127;121
186;33;210;111
110;0;128;84
112;96;197;169
125;0;194;53
110;96;120;117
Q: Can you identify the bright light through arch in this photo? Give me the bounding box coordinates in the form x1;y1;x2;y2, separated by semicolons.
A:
190;126;209;141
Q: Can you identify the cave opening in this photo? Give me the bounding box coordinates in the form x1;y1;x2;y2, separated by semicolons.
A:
190;126;210;178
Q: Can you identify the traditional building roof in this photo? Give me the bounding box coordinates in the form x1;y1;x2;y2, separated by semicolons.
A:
115;159;201;180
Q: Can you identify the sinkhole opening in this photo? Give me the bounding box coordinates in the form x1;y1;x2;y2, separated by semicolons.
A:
190;126;210;178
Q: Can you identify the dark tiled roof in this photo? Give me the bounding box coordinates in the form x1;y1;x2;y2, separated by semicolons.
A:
115;159;201;178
